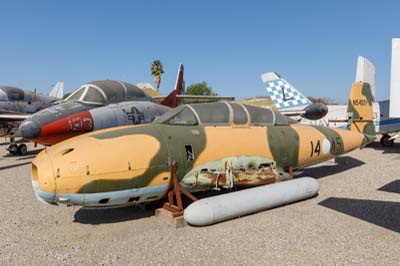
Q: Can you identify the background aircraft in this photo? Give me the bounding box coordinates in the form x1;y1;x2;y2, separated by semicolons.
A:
31;81;375;208
153;64;234;107
19;65;235;146
263;39;400;147
339;50;400;147
19;80;170;146
239;72;329;121
0;82;63;154
339;40;400;146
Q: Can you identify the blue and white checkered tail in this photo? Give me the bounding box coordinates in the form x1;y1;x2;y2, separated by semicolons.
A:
261;72;312;110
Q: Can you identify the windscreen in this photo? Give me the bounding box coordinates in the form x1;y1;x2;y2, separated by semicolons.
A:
66;87;86;101
82;86;106;104
168;107;198;125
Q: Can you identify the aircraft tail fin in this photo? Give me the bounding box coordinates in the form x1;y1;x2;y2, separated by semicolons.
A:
355;56;376;101
48;81;64;99
160;64;184;108
347;82;376;138
261;72;312;110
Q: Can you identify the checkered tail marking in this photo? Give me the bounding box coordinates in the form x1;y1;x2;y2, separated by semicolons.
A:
264;79;311;109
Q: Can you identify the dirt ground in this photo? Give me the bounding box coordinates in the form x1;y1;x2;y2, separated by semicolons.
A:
0;141;399;266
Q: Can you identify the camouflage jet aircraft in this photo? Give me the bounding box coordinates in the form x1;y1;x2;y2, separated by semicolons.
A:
32;81;375;207
0;82;63;154
19;80;170;146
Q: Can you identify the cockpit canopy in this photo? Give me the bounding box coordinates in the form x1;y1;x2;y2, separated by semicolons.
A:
65;80;154;105
0;86;25;101
155;102;294;126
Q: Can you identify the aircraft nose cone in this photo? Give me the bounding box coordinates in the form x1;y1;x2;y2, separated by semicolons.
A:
19;119;41;139
32;181;57;205
32;153;57;205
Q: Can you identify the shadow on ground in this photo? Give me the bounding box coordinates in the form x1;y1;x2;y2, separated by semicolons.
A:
3;148;43;158
319;197;400;233
74;205;156;225
378;180;400;194
0;161;31;171
73;189;234;225
366;141;400;155
300;156;365;179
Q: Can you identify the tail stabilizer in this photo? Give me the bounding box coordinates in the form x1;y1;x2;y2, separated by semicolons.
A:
390;38;400;118
347;82;376;138
48;81;64;99
261;72;312;110
355;56;376;101
160;64;184;108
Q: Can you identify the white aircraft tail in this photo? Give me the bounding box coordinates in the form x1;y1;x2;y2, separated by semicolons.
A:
355;56;376;101
48;81;64;99
390;38;400;118
261;72;311;110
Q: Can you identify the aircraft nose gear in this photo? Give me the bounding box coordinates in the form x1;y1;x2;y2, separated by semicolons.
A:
18;144;28;155
7;143;28;155
380;134;394;147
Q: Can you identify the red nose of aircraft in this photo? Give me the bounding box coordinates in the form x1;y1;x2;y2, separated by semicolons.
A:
19;111;94;145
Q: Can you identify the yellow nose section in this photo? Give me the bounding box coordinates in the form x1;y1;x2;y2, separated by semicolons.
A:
33;133;162;195
32;150;56;194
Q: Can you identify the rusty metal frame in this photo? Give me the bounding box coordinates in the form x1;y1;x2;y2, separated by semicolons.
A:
163;163;198;217
288;166;294;179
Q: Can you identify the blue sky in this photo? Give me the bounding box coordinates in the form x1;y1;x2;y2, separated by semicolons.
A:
0;1;399;102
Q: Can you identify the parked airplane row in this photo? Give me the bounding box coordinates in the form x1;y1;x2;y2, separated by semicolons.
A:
0;82;63;154
262;38;400;147
1;64;325;155
3;40;399;157
1;39;398;225
31;81;376;226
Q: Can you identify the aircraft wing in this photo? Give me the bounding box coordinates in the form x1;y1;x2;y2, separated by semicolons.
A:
237;97;278;111
152;96;166;102
0;113;29;121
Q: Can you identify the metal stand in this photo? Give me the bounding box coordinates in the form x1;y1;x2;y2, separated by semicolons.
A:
288;166;294;179
163;163;197;217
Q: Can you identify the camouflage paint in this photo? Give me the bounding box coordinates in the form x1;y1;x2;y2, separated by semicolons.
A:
33;123;368;196
267;126;299;170
347;82;375;136
31;85;376;206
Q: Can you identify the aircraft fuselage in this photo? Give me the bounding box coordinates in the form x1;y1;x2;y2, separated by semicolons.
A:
32;122;370;207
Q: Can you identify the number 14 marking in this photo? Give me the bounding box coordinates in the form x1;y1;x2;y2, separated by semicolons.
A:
310;140;321;157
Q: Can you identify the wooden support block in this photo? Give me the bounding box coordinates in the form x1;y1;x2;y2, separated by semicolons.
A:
155;208;186;228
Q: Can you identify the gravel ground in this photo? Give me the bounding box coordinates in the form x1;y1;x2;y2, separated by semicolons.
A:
0;141;399;266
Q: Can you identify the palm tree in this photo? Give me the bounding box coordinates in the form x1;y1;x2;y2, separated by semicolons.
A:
150;60;164;91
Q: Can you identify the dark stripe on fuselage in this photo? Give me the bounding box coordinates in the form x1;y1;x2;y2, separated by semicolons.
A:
267;126;299;170
312;126;345;155
79;124;207;193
